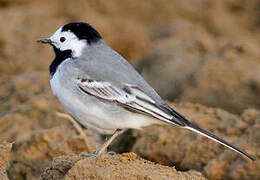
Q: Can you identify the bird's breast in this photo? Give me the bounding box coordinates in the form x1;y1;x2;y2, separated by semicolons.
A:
50;70;62;96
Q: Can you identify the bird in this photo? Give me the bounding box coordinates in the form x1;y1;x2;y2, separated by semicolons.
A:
38;22;255;161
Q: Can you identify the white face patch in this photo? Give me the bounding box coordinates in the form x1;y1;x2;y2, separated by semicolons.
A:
49;27;87;58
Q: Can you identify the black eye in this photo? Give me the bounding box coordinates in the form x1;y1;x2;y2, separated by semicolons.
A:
60;37;66;43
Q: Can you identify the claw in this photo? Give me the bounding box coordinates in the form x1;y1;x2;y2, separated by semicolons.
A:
81;152;98;158
81;151;116;158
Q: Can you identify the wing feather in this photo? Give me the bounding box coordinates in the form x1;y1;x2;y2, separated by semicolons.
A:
77;78;180;125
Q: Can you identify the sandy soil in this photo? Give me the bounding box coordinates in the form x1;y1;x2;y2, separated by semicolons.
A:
41;153;205;180
0;0;259;179
0;143;12;180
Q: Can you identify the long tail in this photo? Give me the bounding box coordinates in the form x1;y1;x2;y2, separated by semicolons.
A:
185;122;255;161
167;107;256;161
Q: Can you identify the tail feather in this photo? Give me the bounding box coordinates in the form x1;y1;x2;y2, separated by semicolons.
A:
185;122;256;161
165;106;256;161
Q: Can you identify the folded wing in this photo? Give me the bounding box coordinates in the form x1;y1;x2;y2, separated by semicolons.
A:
77;78;184;126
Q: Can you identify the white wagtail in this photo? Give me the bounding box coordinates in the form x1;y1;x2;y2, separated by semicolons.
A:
38;22;255;161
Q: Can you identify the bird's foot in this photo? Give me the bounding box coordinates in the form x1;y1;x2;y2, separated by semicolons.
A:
81;150;116;158
81;151;99;158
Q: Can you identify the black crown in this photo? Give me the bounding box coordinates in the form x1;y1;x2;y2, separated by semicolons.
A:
62;22;102;44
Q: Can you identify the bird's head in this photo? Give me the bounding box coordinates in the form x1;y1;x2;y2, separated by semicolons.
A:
38;22;102;58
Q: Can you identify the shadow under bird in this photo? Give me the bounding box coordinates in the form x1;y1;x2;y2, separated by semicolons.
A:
38;22;255;161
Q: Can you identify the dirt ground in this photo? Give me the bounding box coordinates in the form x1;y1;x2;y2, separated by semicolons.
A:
41;153;205;180
0;0;259;179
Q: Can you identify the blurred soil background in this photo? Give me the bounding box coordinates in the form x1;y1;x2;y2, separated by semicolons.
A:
0;0;259;179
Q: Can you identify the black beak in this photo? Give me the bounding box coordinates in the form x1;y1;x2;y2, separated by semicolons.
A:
37;38;53;44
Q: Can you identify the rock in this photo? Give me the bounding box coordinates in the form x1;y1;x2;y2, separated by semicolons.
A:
41;153;206;180
137;24;212;101
0;143;12;180
0;114;32;143
137;25;260;113
7;126;99;180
